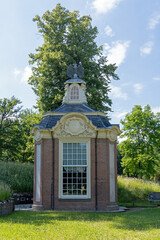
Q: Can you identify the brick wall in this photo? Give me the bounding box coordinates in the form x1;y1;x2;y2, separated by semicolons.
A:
33;137;118;211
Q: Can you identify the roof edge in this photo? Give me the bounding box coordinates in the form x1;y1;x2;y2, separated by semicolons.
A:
43;111;106;117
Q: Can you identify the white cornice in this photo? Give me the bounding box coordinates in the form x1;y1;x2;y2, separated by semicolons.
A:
43;111;106;117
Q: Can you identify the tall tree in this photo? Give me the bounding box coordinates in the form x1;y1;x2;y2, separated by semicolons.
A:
29;3;119;113
0;97;42;162
119;105;160;179
0;96;22;161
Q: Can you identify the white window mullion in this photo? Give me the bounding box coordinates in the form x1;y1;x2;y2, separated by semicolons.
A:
60;141;89;199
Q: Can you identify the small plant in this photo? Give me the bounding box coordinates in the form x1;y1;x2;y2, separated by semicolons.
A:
0;182;11;201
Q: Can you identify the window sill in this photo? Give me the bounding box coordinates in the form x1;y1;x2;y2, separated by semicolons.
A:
58;197;91;201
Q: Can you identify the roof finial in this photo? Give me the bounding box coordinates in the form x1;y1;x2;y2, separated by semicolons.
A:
67;63;84;79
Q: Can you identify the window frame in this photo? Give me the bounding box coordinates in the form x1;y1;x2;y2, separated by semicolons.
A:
59;138;91;199
70;86;79;100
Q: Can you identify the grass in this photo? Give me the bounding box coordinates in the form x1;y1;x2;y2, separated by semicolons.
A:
118;176;160;205
0;209;160;239
119;201;158;207
0;182;11;201
0;161;33;193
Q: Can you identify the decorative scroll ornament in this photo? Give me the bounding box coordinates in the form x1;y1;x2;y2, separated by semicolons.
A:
64;117;86;135
67;63;84;79
109;130;117;142
55;116;95;138
34;130;43;141
106;128;119;142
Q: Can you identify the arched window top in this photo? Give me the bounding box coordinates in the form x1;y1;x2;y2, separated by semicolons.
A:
70;86;79;100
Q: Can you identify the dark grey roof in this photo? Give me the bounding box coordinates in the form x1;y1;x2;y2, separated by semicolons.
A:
35;103;113;130
87;115;111;128
37;115;62;129
37;114;111;130
52;103;96;113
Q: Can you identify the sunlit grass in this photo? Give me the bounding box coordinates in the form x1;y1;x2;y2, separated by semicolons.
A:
0;182;11;201
118;176;160;205
0;209;160;239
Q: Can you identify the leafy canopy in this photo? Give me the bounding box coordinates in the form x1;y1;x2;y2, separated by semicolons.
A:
0;96;22;161
0;96;42;162
29;3;119;113
119;105;160;179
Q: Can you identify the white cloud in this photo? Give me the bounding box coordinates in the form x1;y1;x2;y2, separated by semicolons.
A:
133;83;143;94
21;66;32;84
140;41;153;56
148;14;160;29
110;85;128;100
104;40;130;66
105;25;114;37
92;0;122;14
13;68;21;78
152;107;160;114
153;77;160;81
111;111;127;119
116;112;127;119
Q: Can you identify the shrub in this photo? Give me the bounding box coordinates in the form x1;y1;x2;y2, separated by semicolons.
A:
0;182;11;201
0;161;34;193
118;175;160;203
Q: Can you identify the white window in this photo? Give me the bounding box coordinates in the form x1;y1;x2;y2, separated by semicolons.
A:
59;140;90;199
70;86;79;100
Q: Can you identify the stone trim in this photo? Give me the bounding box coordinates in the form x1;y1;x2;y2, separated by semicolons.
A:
43;111;106;117
32;125;121;142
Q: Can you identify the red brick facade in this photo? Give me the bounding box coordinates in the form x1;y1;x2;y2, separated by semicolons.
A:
33;137;118;211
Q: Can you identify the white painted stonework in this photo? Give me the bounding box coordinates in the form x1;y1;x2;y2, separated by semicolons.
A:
35;144;41;202
53;113;96;138
34;130;43;142
109;144;116;202
63;82;87;104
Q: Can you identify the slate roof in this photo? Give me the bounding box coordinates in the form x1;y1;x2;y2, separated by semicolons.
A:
37;115;62;129
32;101;117;130
37;114;112;130
87;115;111;128
52;103;96;113
36;103;112;130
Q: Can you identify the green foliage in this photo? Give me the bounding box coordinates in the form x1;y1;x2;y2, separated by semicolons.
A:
0;96;42;162
118;175;160;203
29;3;119;113
0;182;11;201
0;161;34;193
0;96;22;161
19;109;42;163
1;210;160;239
119;105;160;179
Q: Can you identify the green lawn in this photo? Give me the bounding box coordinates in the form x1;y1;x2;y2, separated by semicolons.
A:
0;209;160;240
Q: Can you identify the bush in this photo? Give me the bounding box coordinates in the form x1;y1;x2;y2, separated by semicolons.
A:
118;175;160;203
0;182;11;201
0;161;34;193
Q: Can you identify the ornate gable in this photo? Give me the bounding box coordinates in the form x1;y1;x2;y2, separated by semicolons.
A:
53;112;96;138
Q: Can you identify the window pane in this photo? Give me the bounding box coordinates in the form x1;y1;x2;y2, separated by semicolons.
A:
70;86;79;100
62;166;87;196
62;143;87;196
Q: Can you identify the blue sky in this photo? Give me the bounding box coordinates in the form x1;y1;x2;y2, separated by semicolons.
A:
0;0;160;125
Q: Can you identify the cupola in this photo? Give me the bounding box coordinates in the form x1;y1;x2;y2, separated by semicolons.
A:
63;64;87;104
